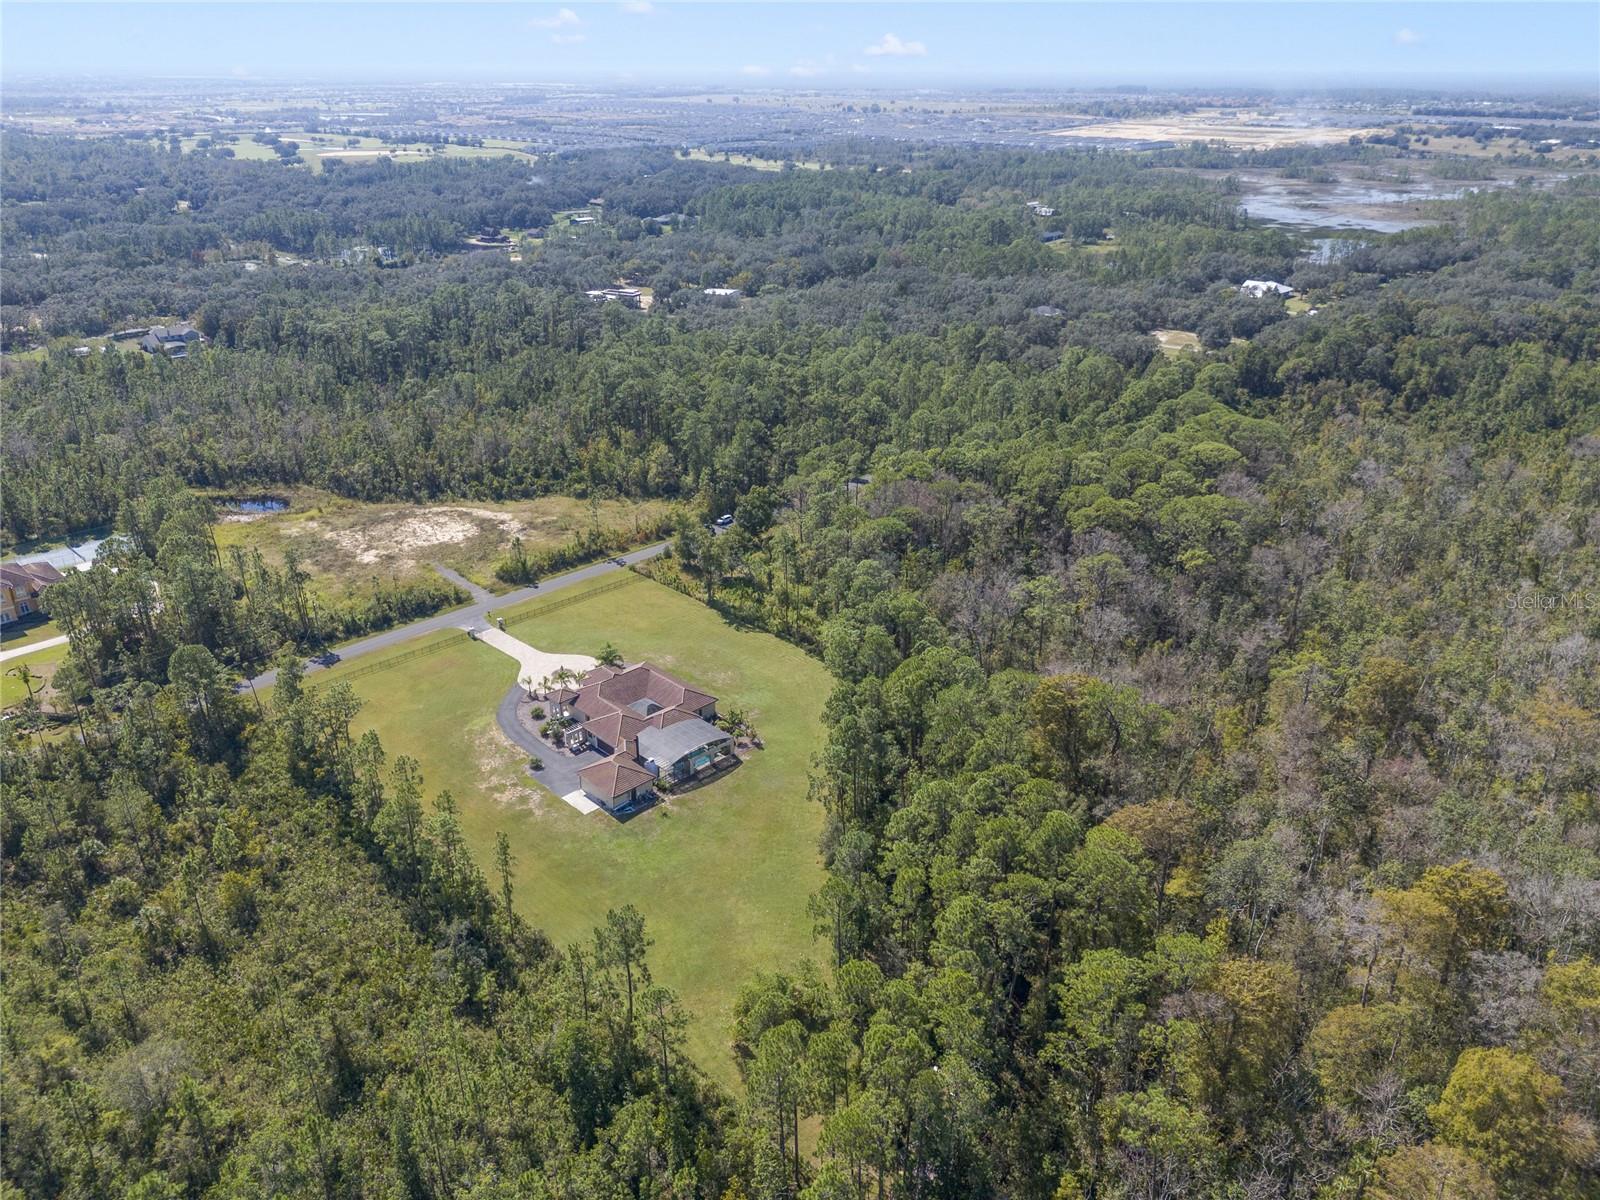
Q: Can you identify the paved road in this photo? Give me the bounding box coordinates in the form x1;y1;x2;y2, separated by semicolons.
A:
430;562;493;605
241;540;670;691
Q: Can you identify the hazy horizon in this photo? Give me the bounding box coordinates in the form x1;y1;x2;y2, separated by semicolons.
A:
3;2;1596;92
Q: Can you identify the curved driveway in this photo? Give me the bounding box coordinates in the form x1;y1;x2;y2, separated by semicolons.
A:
242;540;669;691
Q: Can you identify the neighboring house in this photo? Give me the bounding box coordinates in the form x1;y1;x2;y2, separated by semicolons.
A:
1239;279;1295;299
1029;305;1065;318
702;287;741;298
551;662;735;810
0;561;64;625
584;286;644;308
140;323;204;358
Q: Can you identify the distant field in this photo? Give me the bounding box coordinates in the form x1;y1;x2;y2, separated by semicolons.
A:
210;489;675;600
267;131;536;173
1421;133;1591;162
1051;110;1382;149
1;334;144;366
173;131;535;173
311;572;829;1086
685;148;826;172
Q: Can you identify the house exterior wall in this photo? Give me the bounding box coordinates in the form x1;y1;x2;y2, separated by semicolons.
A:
582;782;645;809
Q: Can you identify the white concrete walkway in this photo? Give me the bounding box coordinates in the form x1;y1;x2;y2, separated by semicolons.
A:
473;627;598;693
0;634;69;664
560;789;601;815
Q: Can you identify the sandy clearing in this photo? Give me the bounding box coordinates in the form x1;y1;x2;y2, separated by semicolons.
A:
326;508;517;565
474;627;598;691
1152;329;1203;354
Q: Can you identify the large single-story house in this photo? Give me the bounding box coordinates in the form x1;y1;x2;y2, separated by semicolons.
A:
1239;279;1295;299
584;286;644;308
140;323;204;357
0;561;64;625
553;662;736;809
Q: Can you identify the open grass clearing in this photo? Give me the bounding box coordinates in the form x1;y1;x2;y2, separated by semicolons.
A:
260;131;536;173
210;488;675;601
310;573;829;1087
683;148;827;172
1152;328;1203;355
2;637;70;711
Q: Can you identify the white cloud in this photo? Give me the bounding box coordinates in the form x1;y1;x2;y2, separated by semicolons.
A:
528;7;582;30
621;0;654;13
789;63;825;78
1394;27;1423;46
864;33;926;58
739;64;771;77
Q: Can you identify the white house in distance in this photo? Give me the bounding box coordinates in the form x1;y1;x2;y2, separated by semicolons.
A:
1239;279;1295;299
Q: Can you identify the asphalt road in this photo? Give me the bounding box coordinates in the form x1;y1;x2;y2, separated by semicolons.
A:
241;539;670;691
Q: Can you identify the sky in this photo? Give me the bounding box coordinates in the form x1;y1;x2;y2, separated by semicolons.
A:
2;2;1596;90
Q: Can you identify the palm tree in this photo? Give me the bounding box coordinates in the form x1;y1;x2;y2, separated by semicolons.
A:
596;643;624;669
6;663;45;749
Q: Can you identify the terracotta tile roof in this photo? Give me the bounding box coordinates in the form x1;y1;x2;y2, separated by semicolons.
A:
578;754;656;800
581;709;648;748
572;662;716;724
0;561;64;592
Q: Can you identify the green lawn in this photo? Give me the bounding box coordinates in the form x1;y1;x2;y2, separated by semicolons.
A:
2;636;70;711
1;618;62;649
314;573;829;1086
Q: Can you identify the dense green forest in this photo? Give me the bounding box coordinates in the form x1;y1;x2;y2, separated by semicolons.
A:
4;128;1599;1199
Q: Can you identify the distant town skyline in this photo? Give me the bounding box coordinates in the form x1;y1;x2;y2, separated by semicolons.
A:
3;2;1597;90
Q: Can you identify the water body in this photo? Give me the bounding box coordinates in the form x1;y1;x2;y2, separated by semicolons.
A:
222;497;288;514
1236;173;1473;233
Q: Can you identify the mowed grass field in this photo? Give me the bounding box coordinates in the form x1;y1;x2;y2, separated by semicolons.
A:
1;636;70;712
312;573;829;1086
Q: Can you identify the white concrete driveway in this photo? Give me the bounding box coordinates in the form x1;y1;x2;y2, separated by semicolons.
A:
474;627;597;692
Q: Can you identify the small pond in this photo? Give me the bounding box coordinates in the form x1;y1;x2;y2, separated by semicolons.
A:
220;497;288;514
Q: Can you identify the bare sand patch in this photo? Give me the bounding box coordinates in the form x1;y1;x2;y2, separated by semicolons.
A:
328;508;508;565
